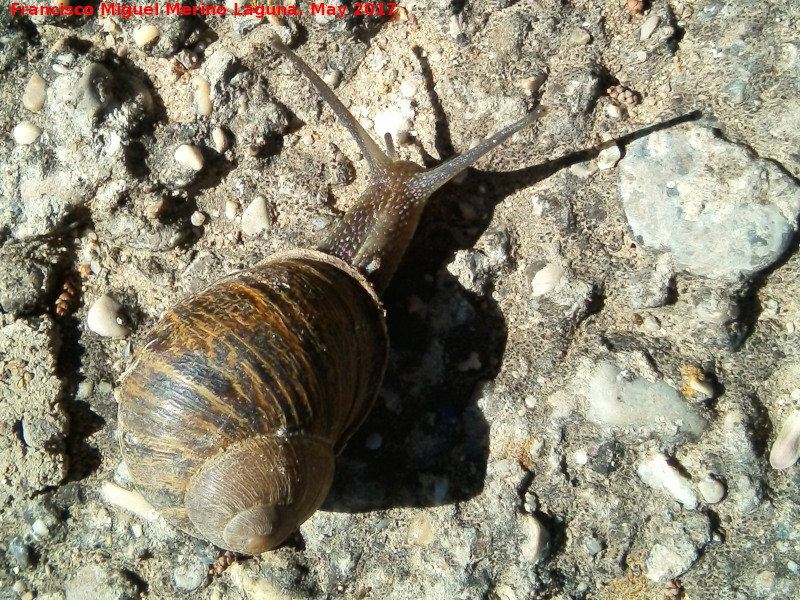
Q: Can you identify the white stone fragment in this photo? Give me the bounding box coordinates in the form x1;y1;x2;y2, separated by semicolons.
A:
87;294;130;338
531;262;564;296
194;77;212;117
373;98;415;145
190;211;206;226
212;127;229;153
637;453;698;510
225;200;239;220
605;104;622;119
698;475;726;504
13;121;42;145
520;514;549;563
399;80;417;98
645;541;697;582
241;196;271;236
587;362;707;436
323;69;342;89
596;144;622;170
133;25;160;48
640;14;661;40
770;409;800;469
100;482;159;522
23;73;46;112
174;144;204;171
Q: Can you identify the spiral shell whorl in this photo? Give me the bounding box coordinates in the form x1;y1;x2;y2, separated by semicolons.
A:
118;250;387;553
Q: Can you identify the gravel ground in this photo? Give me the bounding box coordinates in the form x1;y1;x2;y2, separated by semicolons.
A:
2;1;800;599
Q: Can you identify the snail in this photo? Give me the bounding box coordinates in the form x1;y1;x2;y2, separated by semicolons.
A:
117;34;545;555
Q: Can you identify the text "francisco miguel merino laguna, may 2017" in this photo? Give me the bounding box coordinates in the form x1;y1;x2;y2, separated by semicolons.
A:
9;2;398;18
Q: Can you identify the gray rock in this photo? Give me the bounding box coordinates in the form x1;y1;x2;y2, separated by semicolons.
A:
7;536;31;570
619;124;800;280
173;558;208;591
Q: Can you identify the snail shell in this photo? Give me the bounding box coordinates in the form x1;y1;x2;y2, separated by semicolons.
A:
119;251;387;554
118;35;544;555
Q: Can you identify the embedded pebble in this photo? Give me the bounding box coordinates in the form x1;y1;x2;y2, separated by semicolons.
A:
587;363;707;437
520;515;549;564
400;80;417;97
225;200;239;220
174;144;205;171
637;453;699;509
194;77;212;116
323;69;342;89
241;196;272;236
530;262;564;296
133;25;160;48
407;514;434;546
190;211;206;227
100;481;160;521
640;15;661;40
596;144;622;170
12;121;42;145
212;127;229;153
770;409;800;469
86;294;130;338
568;28;591;46
605;104;622;119
618;124;800;279
22;73;46;112
173;558;208;591
31;519;50;541
698;476;726;504
645;539;698;582
7;536;31;570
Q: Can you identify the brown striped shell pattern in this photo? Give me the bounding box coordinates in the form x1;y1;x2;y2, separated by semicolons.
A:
118;34;545;555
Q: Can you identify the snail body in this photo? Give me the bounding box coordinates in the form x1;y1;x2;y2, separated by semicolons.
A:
118;35;544;554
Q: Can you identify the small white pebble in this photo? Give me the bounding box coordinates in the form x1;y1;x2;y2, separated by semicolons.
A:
640;14;660;40
241;196;272;236
225;200;239;220
770;409;800;469
174;144;204;171
190;211;206;226
13;121;42;145
22;73;46;112
194;77;212;117
101;481;159;521
87;294;130;338
399;80;417;98
637;453;698;509
31;519;50;541
605;104;622;119
531;262;564;297
596;143;622;170
573;450;589;465
212;127;229;153
520;514;549;563
133;25;160;48
698;475;726;504
323;69;342;89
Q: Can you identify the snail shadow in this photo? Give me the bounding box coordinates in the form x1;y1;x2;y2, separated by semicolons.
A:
324;110;703;515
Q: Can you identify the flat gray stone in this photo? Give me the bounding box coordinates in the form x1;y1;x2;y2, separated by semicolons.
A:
618;124;800;280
